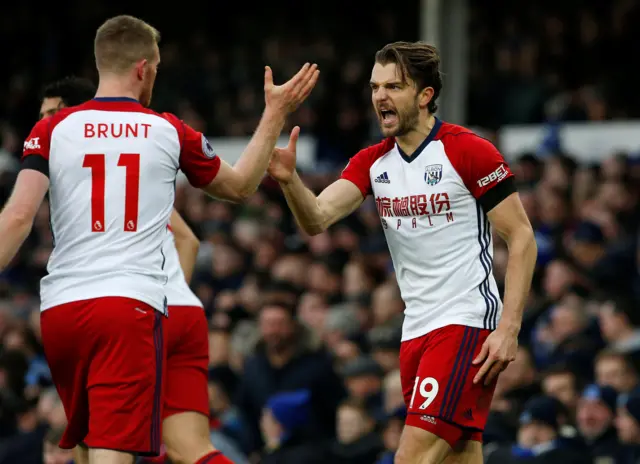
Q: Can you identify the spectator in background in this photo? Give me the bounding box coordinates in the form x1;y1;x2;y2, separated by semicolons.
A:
485;395;591;463
236;301;345;453
260;390;326;464
576;384;619;461
595;350;640;394
598;297;640;358
540;363;583;419
377;407;406;464
330;399;384;464
207;366;248;454
341;356;385;420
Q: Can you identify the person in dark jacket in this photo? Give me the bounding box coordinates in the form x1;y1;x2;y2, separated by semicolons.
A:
329;398;384;464
235;301;346;453
576;384;621;462
485;395;592;464
260;390;328;464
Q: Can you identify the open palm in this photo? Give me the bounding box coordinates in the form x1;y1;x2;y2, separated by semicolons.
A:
268;126;300;184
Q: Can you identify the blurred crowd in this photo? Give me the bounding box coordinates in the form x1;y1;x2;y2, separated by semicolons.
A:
1;0;640;463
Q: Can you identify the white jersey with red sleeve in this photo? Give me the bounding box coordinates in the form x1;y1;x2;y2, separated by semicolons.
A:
21;97;220;314
162;225;203;308
340;118;515;341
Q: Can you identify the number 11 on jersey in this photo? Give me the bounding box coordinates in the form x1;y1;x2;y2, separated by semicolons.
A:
83;153;140;232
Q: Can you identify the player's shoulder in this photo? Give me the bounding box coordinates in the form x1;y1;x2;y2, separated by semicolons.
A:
354;137;395;160
435;120;498;154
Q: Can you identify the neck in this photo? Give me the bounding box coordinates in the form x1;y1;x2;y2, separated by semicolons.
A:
395;113;436;157
95;74;138;101
267;346;295;368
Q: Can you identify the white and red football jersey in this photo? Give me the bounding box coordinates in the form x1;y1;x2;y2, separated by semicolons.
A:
163;225;203;308
341;118;515;341
21;97;221;314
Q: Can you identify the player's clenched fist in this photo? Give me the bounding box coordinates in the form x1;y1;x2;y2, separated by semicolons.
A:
264;63;319;114
268;126;300;184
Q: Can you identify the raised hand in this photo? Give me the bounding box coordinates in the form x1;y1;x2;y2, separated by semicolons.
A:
268;126;300;184
264;63;319;115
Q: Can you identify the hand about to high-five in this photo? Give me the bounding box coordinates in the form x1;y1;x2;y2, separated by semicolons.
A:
268;126;300;185
264;63;319;115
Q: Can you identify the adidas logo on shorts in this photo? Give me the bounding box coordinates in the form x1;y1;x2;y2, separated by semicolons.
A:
420;415;437;425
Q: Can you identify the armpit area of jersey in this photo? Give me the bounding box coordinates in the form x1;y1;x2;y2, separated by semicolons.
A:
479;176;516;212
21;154;49;177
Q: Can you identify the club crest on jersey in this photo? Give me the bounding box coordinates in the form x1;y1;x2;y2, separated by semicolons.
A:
424;164;443;185
201;134;216;159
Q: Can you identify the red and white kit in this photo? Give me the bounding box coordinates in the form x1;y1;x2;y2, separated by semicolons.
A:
341;118;515;446
22;97;220;455
162;226;209;420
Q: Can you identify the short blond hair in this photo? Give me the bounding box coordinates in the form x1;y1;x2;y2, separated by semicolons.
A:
94;15;160;73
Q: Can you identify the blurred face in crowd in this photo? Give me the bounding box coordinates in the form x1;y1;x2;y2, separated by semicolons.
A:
548;302;587;343
43;441;74;464
39;97;63;120
337;404;374;444
259;305;296;353
577;398;613;440
598;301;631;343
517;422;556;448
370;62;421;137
271;255;308;290
543;260;575;301
372;283;403;326
346;374;382;401
297;292;328;334
372;347;399;373
343;261;373;299
383;371;405;414
537;188;568;226
616;406;640;444
307;262;341;296
542;372;579;414
495;347;536;398
595;355;638;393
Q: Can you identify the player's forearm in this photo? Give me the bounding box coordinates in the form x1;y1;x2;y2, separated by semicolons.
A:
0;212;33;270
280;171;327;236
499;226;537;334
232;108;286;199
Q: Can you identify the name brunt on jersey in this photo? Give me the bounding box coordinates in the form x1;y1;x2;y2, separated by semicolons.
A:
340;118;515;340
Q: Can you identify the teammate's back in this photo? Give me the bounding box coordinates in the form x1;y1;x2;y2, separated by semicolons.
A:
32;99;193;312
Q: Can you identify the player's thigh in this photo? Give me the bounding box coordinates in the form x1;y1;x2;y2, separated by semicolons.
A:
399;333;430;408
443;440;483;464
395;425;451;464
41;302;94;449
163;411;214;463
164;306;209;419
405;325;494;447
88;448;135;464
84;298;167;456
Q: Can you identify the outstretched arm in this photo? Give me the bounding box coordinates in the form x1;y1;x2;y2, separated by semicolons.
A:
0;169;49;270
201;64;319;203
280;174;364;235
169;209;199;283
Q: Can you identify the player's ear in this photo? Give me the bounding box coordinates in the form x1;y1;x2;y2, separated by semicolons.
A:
135;59;148;81
418;86;434;110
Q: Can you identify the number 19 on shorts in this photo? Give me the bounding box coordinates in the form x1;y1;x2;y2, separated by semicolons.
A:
83;153;140;232
410;376;439;410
